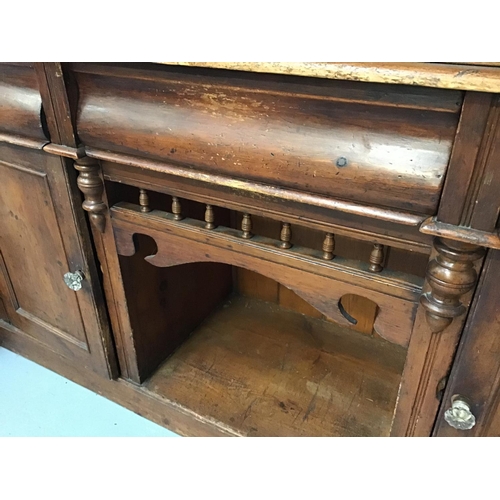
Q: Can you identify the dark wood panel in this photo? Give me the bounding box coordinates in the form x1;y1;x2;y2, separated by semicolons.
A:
73;65;461;214
0;143;116;377
437;92;492;225
391;239;485;436
0;63;47;141
467;99;500;231
0;161;88;346
119;235;233;382
34;63;77;147
437;94;500;232
433;249;500;436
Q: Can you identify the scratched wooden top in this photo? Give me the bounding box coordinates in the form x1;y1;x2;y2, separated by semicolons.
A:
159;62;500;93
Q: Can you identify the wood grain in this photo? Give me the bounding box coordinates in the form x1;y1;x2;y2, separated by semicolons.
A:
391;239;485;436
161;62;500;93
420;217;500;250
100;157;433;253
433;250;500;436
0;143;116;378
119;237;233;382
110;203;421;347
437;92;492;225
0;63;47;142
33;63;77;147
144;295;406;436
74;65;460;215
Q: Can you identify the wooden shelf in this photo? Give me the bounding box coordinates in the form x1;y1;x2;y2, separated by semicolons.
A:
143;295;406;437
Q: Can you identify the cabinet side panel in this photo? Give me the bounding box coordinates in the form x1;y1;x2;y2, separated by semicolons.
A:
434;249;500;436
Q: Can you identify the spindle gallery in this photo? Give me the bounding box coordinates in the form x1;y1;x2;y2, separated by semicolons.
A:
2;62;500;437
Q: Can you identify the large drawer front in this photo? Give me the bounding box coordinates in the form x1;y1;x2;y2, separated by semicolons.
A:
74;65;463;215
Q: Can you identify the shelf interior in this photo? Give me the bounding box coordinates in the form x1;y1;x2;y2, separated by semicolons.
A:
143;294;407;437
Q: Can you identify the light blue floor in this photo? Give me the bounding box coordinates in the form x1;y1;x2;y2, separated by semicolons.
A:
0;347;178;437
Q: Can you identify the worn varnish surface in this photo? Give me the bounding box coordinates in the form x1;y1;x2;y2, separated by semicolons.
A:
0;63;47;142
119;239;232;381
0;161;87;346
73;64;461;214
144;295;406;437
162;62;500;93
433;250;500;437
111;203;421;349
3;62;500;436
437;92;492;225
100;155;433;253
0;143;115;377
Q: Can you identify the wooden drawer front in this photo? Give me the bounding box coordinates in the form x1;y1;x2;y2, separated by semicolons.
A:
74;65;462;215
0;63;47;142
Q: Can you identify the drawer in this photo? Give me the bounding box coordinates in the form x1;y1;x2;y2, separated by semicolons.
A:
0;63;47;143
72;64;463;216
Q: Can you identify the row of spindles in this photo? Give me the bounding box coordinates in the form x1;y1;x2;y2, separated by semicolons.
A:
137;189;385;271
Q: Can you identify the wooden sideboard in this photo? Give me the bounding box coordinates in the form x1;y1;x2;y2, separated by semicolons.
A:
1;62;499;436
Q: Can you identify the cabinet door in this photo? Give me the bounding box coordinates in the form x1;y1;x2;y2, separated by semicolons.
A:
433;249;500;436
0;142;116;378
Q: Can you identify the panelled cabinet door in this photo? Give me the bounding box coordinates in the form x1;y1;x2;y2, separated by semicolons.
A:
433;249;500;436
0;142;117;378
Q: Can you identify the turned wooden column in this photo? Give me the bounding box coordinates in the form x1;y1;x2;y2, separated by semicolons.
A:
420;238;484;333
74;156;107;233
392;236;485;437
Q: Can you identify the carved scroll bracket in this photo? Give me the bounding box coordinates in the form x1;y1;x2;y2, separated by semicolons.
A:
420;238;484;333
74;156;107;233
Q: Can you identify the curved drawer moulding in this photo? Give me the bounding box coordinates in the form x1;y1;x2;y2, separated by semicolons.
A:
113;227;416;348
0;64;47;141
75;69;461;215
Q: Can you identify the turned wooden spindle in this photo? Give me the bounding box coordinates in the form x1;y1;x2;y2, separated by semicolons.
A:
205;204;216;229
322;233;335;260
74;156;107;233
139;189;151;213
241;213;253;239
172;196;183;221
279;222;292;249
420;238;484;333
369;244;384;272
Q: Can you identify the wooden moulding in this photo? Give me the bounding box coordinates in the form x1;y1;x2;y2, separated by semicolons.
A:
0;132;48;150
90;150;425;225
161;62;500;93
42;143;86;160
420;217;500;250
110;202;423;348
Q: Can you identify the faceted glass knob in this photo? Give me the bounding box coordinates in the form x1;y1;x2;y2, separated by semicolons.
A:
63;270;85;291
444;396;476;431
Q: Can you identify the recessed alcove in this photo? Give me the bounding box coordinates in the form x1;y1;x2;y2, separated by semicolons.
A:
117;235;407;436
